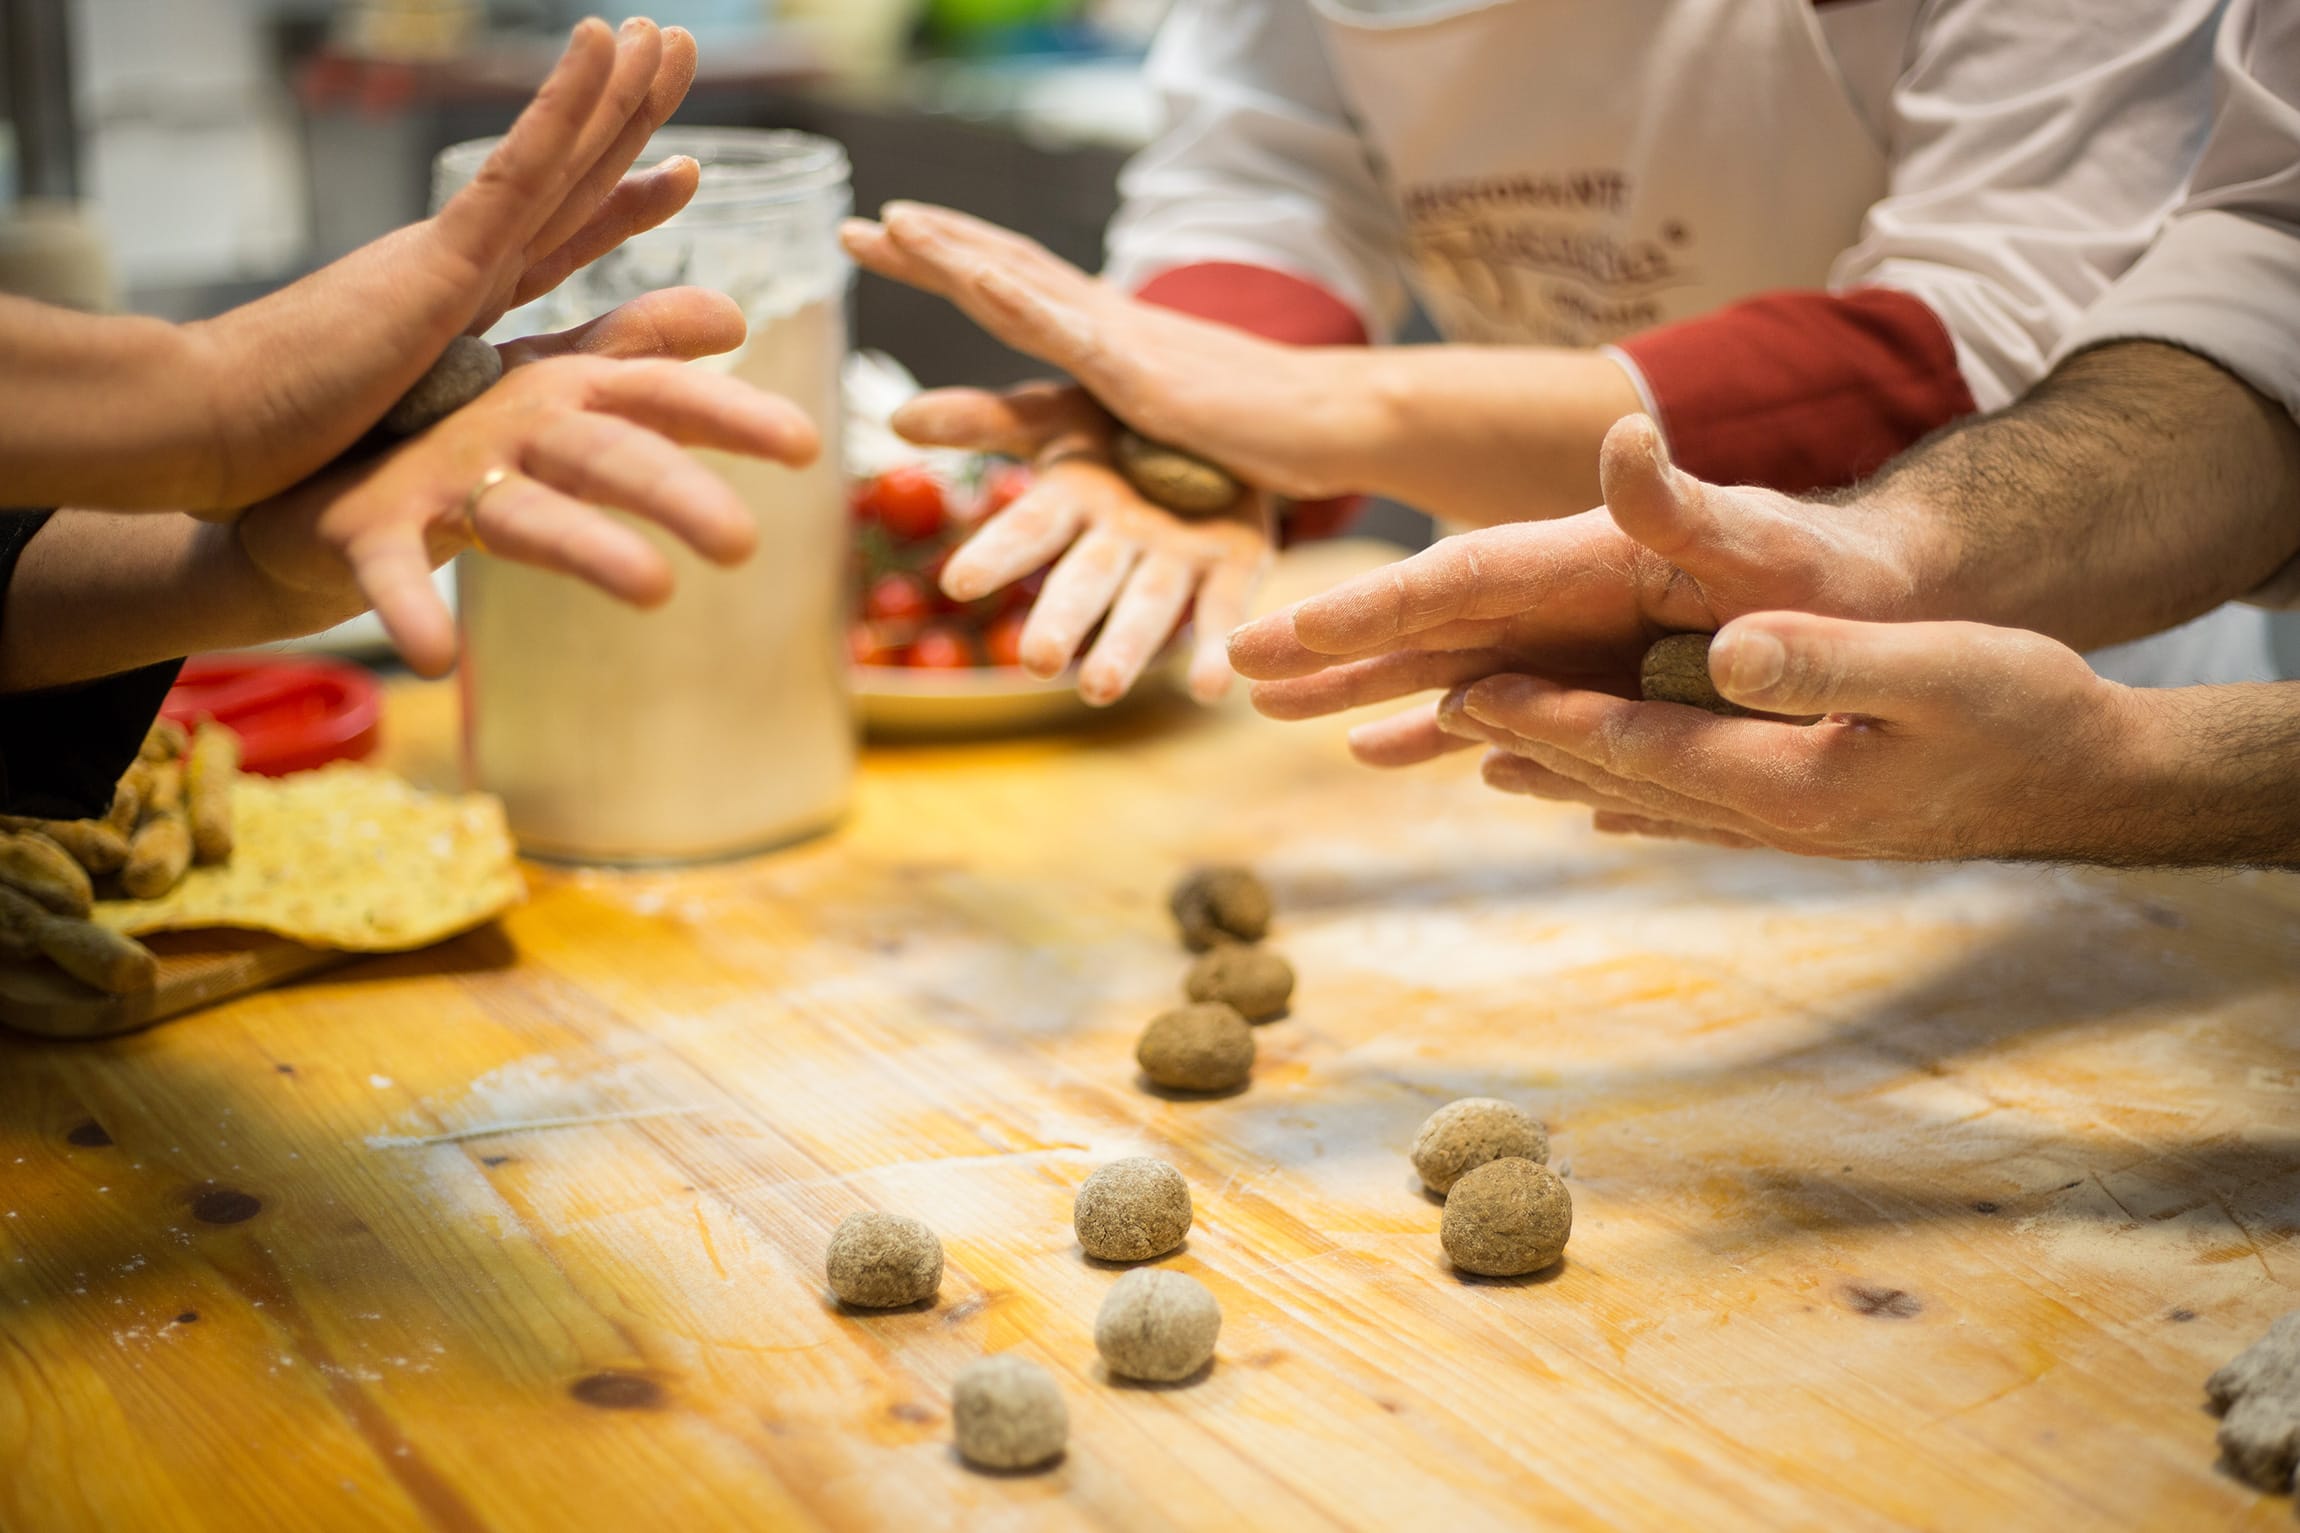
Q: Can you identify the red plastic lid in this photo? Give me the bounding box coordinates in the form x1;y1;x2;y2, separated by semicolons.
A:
161;654;382;777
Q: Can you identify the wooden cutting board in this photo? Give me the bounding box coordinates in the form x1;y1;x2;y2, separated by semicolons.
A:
0;930;348;1040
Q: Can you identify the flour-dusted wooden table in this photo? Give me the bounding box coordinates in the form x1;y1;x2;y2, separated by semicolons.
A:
4;544;2299;1531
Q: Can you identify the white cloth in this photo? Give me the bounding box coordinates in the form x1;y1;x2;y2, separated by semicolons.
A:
2056;0;2300;419
2054;0;2300;617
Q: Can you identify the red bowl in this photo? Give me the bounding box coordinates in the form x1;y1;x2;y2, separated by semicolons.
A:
161;654;382;776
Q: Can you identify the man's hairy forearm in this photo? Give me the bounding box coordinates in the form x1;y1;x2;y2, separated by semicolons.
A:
0;513;346;692
2102;682;2300;870
1868;341;2300;648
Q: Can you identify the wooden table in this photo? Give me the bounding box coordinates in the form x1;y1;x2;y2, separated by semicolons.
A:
5;545;2299;1530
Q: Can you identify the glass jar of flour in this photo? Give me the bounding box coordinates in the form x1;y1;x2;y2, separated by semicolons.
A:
436;129;855;863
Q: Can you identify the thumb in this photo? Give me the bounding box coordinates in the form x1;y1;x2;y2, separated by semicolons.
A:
1601;413;1868;612
1710;612;1991;720
890;382;1103;457
1598;414;1713;560
497;286;745;367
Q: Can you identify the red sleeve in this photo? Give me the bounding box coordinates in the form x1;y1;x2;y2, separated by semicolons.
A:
1131;262;1369;540
1615;287;1979;492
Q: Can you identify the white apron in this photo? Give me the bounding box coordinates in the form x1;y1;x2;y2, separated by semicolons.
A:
1309;0;1888;348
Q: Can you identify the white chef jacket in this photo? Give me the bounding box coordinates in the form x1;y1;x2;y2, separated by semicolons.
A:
1106;0;2276;685
1107;0;2220;411
2055;0;2300;625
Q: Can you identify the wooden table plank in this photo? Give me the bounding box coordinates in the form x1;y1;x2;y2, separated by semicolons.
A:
4;543;2298;1531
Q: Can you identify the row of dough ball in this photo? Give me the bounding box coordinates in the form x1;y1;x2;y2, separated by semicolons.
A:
1140;866;1295;1094
822;1155;1222;1471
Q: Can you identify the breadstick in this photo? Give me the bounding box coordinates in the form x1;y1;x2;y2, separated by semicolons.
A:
105;762;149;838
123;813;191;900
0;815;129;875
185;722;238;865
0;884;157;994
142;758;184;818
0;829;95;917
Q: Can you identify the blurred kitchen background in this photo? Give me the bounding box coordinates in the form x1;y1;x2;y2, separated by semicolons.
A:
0;0;1178;380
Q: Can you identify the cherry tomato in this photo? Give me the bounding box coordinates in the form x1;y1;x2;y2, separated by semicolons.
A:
977;463;1033;518
849;623;903;667
864;465;947;542
905;625;976;670
983;611;1028;669
864;571;933;624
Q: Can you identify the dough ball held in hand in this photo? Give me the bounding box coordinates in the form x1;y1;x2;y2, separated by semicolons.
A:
380;335;505;437
1074;1157;1192;1262
1411;1098;1549;1196
1640;632;1821;724
825;1211;943;1308
1112;429;1244;516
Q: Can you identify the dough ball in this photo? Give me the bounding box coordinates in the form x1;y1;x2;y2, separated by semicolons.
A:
952;1353;1067;1471
1137;1003;1254;1093
1410;1098;1549;1195
825;1210;944;1308
1113;429;1243;516
1074;1156;1192;1262
1637;632;1752;718
381;334;504;437
1094;1268;1222;1382
1168;864;1272;951
1184;946;1294;1022
1440;1158;1572;1277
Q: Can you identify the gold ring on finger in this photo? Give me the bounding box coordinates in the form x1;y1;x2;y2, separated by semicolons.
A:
460;466;512;554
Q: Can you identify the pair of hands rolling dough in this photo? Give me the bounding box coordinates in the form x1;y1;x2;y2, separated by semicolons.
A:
843;205;1318;706
839;201;1638;706
1224;413;2205;864
6;19;819;691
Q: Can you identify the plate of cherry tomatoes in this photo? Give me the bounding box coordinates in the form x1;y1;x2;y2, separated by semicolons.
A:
849;459;1144;735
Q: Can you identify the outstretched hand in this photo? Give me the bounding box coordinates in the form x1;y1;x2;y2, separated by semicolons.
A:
233;286;819;676
888;381;1273;704
842;202;1374;503
1227;415;1938;763
182;17;702;510
842;200;1403;704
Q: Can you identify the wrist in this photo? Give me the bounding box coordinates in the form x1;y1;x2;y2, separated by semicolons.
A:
2061;682;2300;868
1353;347;1640;524
1851;478;1965;623
217;510;364;643
1255;345;1397;501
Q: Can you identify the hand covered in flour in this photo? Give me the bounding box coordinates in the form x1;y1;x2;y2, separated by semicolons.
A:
843;202;1385;505
844;204;1377;703
883;380;1276;703
231;286;819;676
1439;613;2164;862
1229;414;1938;763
